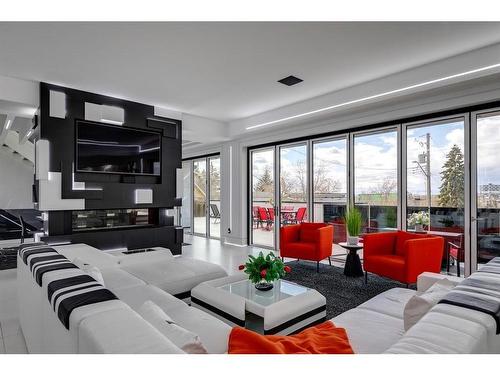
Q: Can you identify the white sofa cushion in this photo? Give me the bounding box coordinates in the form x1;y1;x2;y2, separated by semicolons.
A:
78;308;184;354
113;284;231;354
387;305;491;353
121;257;227;295
332;308;405;354
403;278;455;331
357;287;416;320
116;248;174;266
166;304;232;354
139;301;208;354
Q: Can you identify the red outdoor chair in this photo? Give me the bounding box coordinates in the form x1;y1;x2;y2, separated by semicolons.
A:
258;207;271;230
448;234;464;277
268;207;275;225
252;206;260;228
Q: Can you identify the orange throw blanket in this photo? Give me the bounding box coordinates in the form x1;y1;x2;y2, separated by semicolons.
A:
228;321;354;354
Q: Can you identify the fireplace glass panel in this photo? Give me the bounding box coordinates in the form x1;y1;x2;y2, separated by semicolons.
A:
72;209;151;232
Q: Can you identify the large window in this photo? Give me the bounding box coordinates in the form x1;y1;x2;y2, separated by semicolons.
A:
475;112;500;267
313;138;347;244
189;155;221;239
354;130;398;233
279;143;308;227
406;119;465;231
193;159;207;235
246;106;500;277
181;160;192;232
250;148;275;248
209;156;221;238
406;119;465;275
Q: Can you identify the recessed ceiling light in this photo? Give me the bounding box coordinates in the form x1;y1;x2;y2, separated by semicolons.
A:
278;75;303;86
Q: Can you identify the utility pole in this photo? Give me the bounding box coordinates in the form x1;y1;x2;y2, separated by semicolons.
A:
426;132;431;218
413;132;431;219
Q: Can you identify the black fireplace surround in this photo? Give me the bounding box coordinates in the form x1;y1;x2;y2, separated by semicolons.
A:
37;83;183;254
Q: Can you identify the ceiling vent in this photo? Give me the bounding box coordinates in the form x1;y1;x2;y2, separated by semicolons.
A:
278;75;303;86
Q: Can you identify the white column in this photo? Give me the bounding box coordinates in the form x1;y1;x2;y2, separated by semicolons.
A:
220;140;247;246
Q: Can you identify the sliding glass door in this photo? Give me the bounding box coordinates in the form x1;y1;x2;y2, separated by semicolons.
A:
250;148;276;248
312;137;348;244
279;143;308;230
406;117;466;275
193;158;208;235
209;156;221;238
250;142;311;249
181;160;193;233
354;129;398;233
473;110;500;270
190;155;221;239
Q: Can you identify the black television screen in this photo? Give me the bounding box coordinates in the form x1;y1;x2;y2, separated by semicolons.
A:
76;121;161;176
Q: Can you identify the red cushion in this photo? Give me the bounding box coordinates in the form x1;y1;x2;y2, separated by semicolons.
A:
282;242;317;260
364;255;406;283
395;231;428;256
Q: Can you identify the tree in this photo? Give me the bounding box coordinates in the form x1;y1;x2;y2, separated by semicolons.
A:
209;160;221;200
438;144;464;208
296;160;341;197
369;177;397;204
255;165;273;193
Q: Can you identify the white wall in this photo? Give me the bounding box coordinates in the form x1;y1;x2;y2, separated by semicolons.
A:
0;147;34;209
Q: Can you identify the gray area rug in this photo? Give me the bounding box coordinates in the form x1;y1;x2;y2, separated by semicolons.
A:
283;260;415;320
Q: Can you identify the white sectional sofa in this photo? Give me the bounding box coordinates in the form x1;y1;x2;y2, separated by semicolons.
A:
333;272;500;354
17;243;231;354
17;242;500;354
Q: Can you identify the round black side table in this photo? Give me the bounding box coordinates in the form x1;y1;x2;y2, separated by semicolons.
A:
338;242;364;277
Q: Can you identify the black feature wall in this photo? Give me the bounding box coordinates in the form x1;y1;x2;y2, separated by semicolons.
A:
39;83;183;253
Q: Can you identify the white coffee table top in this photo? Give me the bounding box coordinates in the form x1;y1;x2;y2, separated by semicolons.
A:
219;279;310;308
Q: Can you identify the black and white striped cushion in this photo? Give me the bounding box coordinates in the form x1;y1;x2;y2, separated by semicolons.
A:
21;244;119;329
439;257;500;334
46;272;117;329
29;254;67;273
21;247;58;265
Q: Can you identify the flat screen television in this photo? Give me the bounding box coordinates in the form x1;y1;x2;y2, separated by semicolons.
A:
76;121;161;176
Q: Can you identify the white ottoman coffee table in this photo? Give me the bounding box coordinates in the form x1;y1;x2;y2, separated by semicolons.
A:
191;273;326;335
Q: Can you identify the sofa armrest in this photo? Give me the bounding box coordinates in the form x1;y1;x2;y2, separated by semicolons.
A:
280;224;301;245
417;272;462;292
316;225;334;258
405;237;444;282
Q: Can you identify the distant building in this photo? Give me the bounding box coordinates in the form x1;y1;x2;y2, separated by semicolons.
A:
480;183;500;194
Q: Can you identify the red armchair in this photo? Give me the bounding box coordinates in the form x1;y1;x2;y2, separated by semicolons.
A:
363;230;444;285
280;223;334;272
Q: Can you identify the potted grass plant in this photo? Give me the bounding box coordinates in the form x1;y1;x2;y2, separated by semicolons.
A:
344;206;363;245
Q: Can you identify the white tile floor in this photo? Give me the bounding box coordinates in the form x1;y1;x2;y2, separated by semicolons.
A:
0;268;26;354
0;234;348;354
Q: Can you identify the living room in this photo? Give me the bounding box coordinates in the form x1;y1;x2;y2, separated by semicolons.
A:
1;1;500;373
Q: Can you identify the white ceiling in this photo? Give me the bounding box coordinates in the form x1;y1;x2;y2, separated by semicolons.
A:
1;22;500;123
